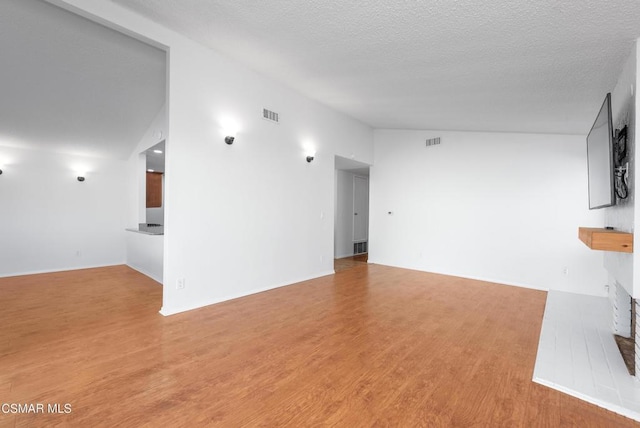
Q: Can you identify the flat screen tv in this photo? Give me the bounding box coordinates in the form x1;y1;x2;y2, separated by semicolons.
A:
586;93;615;209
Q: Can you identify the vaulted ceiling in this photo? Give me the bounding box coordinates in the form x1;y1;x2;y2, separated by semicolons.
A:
0;0;165;159
111;0;640;135
2;0;639;161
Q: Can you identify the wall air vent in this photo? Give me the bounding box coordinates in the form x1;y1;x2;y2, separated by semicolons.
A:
425;137;441;147
263;108;279;123
354;241;368;255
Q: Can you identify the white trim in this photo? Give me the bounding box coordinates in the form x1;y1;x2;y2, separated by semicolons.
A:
365;260;547;291
159;270;335;316
0;262;127;278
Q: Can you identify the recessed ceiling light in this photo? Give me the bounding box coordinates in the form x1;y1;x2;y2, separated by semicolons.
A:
153;150;163;154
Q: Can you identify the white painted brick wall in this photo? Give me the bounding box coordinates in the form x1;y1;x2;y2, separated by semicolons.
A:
636;300;640;380
613;282;632;338
603;56;636;298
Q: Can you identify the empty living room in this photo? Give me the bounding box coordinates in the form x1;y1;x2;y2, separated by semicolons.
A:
2;0;640;426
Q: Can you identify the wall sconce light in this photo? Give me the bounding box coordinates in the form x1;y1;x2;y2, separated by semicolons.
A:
302;142;316;163
220;117;239;145
73;165;89;182
305;149;316;163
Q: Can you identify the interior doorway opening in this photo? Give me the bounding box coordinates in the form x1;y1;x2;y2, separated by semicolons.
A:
142;140;166;230
334;156;370;272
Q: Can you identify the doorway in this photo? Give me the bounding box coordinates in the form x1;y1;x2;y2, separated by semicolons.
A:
334;156;370;272
143;140;166;228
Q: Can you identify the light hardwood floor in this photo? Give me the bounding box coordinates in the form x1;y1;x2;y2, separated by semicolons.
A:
0;264;637;427
334;254;368;272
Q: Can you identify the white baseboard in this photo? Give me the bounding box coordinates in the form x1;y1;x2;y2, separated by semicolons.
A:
366;260;546;292
0;262;127;278
159;270;335;316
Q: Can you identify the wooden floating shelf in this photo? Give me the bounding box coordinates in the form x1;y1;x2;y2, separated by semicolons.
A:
578;227;633;253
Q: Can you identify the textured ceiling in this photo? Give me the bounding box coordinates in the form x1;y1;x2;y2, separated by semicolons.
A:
0;0;165;159
111;0;640;135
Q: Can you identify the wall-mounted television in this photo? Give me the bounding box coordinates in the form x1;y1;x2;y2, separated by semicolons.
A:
586;93;615;210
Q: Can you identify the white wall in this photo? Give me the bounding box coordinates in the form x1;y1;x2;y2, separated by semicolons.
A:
126;232;163;283
335;169;355;258
56;0;374;315
370;130;607;296
163;40;373;314
604;43;636;297
0;146;126;276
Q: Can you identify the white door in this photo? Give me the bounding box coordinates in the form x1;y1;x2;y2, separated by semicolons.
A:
353;175;369;242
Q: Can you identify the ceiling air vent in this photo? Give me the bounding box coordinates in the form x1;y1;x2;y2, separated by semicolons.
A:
263;108;279;123
425;137;441;147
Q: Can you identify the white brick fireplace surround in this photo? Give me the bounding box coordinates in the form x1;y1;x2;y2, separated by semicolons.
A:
534;291;640;421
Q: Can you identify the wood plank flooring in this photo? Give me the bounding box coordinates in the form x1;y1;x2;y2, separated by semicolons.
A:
333;254;368;272
0;264;637;427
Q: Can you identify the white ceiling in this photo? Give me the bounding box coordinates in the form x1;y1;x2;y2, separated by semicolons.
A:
0;0;166;159
111;0;640;135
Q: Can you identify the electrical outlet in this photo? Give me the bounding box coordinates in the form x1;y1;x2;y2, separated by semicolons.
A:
176;278;185;290
562;267;569;276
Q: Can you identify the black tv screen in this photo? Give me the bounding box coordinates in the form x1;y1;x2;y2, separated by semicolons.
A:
586;93;615;209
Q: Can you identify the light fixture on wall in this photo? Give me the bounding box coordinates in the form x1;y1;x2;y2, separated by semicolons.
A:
0;158;12;175
72;165;89;182
220;117;239;145
305;148;316;163
302;141;316;164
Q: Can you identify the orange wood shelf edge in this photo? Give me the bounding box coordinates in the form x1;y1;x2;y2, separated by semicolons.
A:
578;227;633;253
